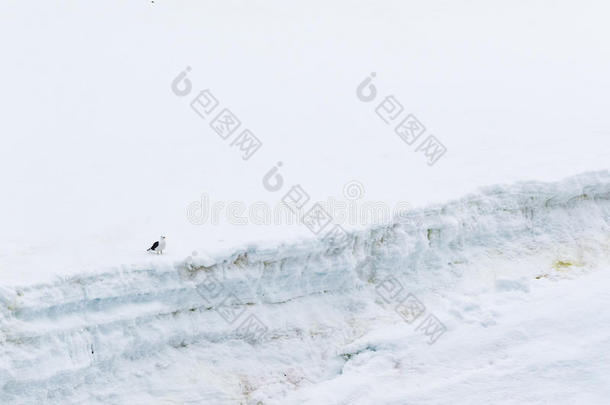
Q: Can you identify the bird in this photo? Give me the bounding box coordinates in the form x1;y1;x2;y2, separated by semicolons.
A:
147;236;166;254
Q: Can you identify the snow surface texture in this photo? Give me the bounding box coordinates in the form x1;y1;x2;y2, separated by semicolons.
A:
2;171;610;404
2;0;610;286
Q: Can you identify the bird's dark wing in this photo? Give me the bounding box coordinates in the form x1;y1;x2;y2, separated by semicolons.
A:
148;241;159;250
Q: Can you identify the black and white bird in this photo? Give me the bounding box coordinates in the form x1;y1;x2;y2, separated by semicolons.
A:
147;236;166;254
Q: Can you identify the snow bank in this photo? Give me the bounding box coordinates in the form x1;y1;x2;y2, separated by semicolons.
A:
1;171;609;404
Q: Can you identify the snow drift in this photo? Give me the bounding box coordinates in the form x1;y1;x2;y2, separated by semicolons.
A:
1;171;610;404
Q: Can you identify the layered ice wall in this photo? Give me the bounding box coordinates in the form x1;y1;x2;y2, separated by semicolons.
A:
1;171;609;404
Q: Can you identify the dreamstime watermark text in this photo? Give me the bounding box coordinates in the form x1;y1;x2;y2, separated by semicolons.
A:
186;181;411;227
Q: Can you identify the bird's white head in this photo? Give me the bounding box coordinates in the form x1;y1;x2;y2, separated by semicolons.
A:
161;236;166;240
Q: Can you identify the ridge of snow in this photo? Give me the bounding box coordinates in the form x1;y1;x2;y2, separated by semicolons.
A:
1;171;610;404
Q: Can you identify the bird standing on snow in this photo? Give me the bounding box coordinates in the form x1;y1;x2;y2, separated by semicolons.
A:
147;236;166;254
